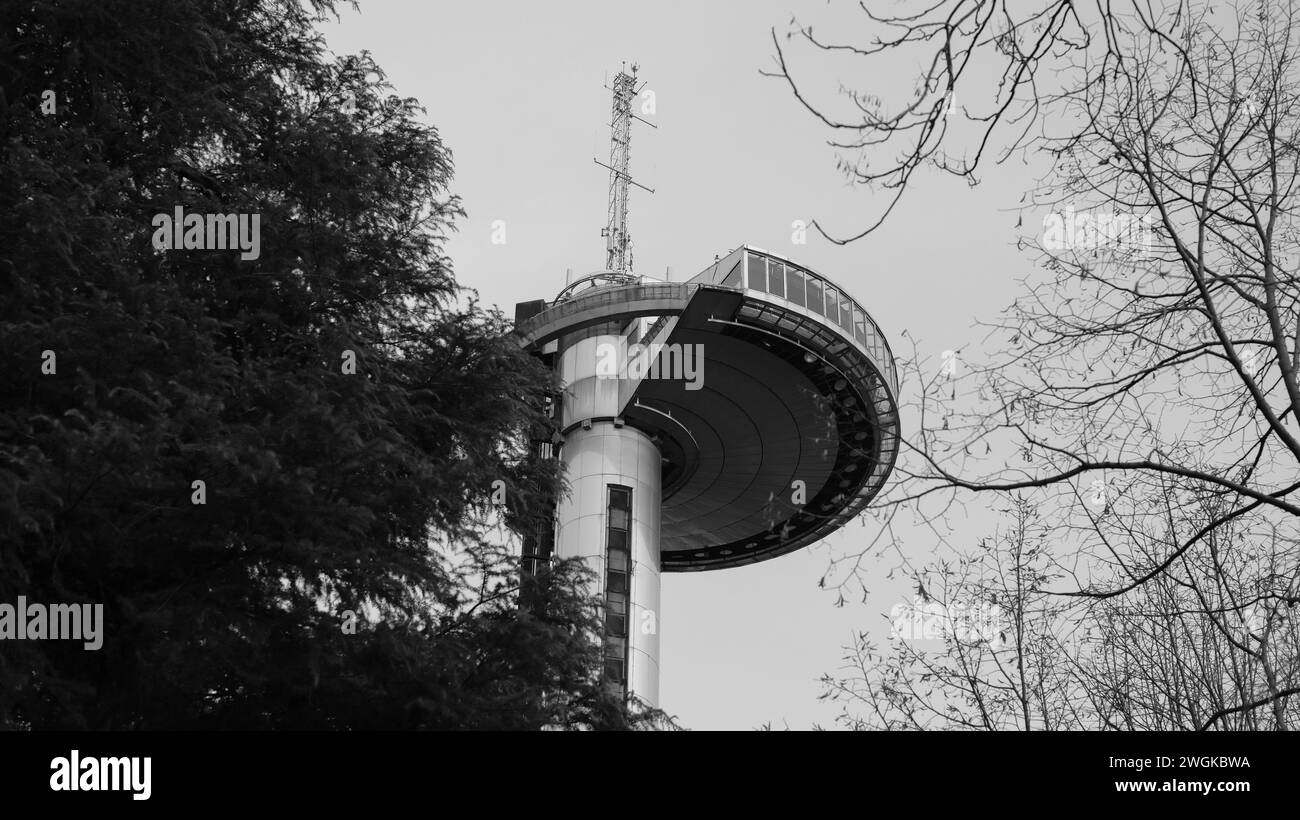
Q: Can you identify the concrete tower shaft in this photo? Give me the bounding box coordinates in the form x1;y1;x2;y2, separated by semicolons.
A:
553;328;663;705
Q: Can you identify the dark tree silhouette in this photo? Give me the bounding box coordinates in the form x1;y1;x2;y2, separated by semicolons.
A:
0;0;668;729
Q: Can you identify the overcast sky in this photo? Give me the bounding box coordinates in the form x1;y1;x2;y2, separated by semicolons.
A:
319;0;1045;729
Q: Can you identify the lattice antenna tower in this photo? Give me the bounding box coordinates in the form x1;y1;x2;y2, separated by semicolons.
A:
595;62;655;274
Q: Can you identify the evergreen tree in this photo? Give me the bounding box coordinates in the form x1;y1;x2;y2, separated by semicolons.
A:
0;0;663;729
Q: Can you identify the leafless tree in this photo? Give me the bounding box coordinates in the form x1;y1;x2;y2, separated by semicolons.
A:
824;496;1300;729
774;0;1300;727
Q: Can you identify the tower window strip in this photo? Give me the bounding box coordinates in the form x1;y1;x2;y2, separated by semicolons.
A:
604;485;632;696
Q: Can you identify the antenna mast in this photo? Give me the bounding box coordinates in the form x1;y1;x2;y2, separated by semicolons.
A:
596;62;654;274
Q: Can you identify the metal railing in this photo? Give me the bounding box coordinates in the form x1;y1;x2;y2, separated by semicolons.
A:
741;249;898;395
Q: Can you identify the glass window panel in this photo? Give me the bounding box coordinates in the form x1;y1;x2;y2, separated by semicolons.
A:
748;259;764;294
608;548;628;571
607;528;628;551
609;507;629;531
746;254;766;290
609;487;630;510
606;570;628;595
604;659;625;682
605;636;626;659
824;286;839;321
806;277;824;316
607;611;627;637
767;261;785;298
840;295;854;330
853;307;867;343
785;268;805;307
721;259;742;287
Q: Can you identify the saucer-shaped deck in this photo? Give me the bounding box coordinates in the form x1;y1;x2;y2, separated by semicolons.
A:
515;245;899;571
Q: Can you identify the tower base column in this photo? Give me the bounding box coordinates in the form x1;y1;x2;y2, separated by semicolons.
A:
553;422;661;707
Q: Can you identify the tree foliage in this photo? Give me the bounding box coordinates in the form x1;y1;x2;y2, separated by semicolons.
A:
0;0;664;729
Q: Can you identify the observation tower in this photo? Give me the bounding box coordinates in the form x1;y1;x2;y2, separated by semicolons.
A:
513;65;899;707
